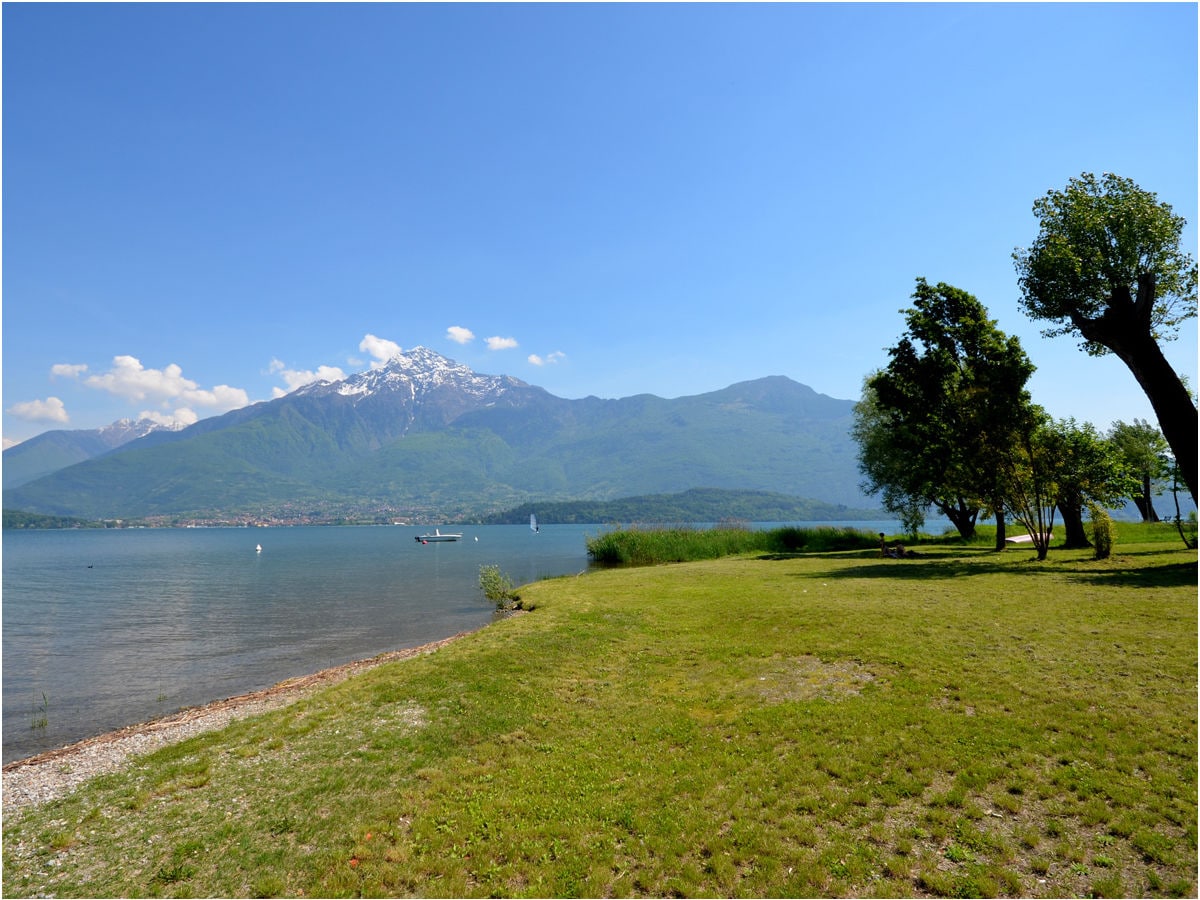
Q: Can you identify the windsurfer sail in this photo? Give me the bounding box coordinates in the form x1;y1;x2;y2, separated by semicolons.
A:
530;513;539;534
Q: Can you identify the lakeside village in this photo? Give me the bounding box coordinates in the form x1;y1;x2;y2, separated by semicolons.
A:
2;501;486;530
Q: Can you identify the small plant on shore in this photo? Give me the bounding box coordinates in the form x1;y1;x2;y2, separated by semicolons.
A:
30;692;48;730
478;564;519;609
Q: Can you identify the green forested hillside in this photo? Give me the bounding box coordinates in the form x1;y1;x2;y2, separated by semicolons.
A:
475;488;882;524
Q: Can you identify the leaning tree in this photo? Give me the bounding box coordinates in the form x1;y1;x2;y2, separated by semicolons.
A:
1014;172;1197;501
853;278;1036;544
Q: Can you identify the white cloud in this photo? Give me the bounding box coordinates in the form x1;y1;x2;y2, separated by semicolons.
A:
269;358;347;396
51;363;88;379
446;326;475;345
485;336;519;351
85;355;195;403
83;355;250;413
8;396;69;424
528;351;566;367
360;334;402;368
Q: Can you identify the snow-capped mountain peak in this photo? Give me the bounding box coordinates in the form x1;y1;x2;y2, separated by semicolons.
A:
295;346;525;403
97;417;186;447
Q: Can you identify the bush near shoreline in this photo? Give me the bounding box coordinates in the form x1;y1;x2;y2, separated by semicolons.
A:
3;525;1195;898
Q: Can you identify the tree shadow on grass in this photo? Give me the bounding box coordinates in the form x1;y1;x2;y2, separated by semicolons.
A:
757;549;1022;580
757;548;1196;587
1067;561;1197;589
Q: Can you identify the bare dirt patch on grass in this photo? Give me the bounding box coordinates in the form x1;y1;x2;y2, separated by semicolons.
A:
749;654;879;703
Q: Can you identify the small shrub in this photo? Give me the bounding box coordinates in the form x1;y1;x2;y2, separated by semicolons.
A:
478;565;519;609
1088;504;1115;560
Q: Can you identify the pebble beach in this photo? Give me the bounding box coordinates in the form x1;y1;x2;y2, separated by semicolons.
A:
2;632;471;817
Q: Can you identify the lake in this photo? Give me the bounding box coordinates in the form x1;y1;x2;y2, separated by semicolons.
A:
2;520;901;763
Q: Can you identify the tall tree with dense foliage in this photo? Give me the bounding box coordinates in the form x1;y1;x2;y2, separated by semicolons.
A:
853;278;1036;542
851;382;931;538
1014;172;1197;501
1042;419;1138;549
1108;419;1170;522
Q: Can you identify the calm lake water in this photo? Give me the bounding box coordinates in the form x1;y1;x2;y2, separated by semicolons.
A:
3;520;900;763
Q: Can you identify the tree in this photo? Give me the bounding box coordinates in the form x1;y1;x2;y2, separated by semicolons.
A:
1014;173;1198;502
1108;419;1170;522
1000;410;1057;561
853;278;1036;542
1042;419;1138;549
851;382;931;538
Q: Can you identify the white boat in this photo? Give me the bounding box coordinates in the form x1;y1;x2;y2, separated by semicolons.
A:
416;529;463;543
531;513;539;533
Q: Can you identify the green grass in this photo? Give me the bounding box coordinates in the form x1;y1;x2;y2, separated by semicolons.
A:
3;534;1195;898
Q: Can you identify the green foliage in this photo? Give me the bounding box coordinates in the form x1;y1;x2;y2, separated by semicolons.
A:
585;526;769;565
2;510;99;529
1014;172;1197;353
1089;503;1115;560
478;565;519;609
1014;173;1198;504
998;410;1058;560
1109;419;1172;522
585;524;878;566
479;488;883;525
1042;418;1139;548
854;278;1036;540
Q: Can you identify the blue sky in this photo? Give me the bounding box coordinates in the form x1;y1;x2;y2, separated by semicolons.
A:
4;2;1196;447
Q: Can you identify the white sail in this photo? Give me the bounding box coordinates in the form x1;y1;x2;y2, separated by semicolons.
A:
530;513;538;533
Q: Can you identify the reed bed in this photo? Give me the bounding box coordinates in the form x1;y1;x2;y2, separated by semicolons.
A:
584;524;880;565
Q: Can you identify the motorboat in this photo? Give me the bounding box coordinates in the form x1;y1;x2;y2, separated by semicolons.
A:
415;529;463;543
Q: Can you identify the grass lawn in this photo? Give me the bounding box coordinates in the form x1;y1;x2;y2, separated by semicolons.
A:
3;531;1195;897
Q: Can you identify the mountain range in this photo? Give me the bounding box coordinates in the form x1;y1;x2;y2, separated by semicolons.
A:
3;347;871;522
3;417;184;490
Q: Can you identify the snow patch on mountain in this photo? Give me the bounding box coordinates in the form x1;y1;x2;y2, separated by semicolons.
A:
97;417;186;447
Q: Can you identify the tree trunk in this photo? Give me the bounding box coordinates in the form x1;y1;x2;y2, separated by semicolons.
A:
1076;294;1198;503
935;497;978;540
1134;473;1160;522
1058;497;1091;548
993;504;1007;551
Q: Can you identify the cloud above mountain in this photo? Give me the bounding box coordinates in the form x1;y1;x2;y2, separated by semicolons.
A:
486;336;519;351
360;334;403;368
446;326;475;345
8;396;69;424
78;356;250;411
269;359;348;397
39;355;251;429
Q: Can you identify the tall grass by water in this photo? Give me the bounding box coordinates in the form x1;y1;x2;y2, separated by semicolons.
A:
585;524;879;565
3;527;1194;898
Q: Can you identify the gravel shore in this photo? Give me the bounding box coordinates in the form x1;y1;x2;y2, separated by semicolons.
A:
2;632;470;817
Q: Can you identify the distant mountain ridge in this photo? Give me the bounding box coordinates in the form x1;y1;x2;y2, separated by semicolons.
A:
2;418;185;489
4;348;869;521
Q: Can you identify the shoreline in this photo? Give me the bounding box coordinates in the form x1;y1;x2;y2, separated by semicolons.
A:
2;629;479;815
